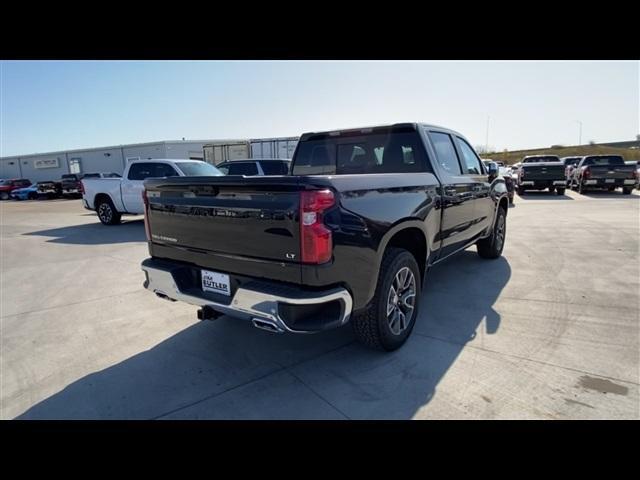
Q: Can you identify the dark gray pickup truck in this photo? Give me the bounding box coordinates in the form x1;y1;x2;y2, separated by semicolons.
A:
516;155;567;195
141;123;509;351
569;155;637;194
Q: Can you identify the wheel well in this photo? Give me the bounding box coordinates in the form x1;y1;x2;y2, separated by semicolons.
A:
94;193;112;208
385;227;427;280
499;197;508;215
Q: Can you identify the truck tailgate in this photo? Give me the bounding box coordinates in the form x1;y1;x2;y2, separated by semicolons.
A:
522;163;565;179
144;176;304;282
588;165;635;180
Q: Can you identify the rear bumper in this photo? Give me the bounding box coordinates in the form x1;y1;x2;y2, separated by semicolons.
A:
519;179;567;189
583;179;636;187
141;257;353;333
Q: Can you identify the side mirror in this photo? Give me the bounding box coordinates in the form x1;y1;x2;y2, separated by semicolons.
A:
486;161;499;178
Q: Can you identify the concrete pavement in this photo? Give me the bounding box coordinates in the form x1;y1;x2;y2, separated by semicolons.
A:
1;190;638;419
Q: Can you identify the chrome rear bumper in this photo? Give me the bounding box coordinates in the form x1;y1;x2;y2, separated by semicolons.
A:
141;259;353;334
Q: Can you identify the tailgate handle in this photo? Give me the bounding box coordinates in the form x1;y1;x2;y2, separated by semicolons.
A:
189;186;219;196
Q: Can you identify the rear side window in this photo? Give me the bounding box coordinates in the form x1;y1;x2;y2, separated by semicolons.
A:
260;161;290;175
227;162;259;176
429;132;462;175
456;138;484;175
127;162;179;180
292;130;430;175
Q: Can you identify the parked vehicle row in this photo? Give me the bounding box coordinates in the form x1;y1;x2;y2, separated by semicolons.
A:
140;122;510;351
507;154;638;195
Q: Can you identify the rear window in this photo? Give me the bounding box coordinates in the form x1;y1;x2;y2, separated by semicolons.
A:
176;162;223;177
583;156;625;166
260;161;290;175
62;174;78;180
82;173;100;178
292;129;430;175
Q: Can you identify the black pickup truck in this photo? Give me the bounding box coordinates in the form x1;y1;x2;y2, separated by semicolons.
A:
569;155;636;194
141;123;509;351
516;155;567;195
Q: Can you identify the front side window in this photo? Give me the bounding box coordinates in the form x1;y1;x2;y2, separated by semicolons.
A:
260;161;290;175
456;138;484;175
429;132;462;175
227;162;259;176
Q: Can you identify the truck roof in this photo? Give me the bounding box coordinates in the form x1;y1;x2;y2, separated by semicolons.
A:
299;122;463;141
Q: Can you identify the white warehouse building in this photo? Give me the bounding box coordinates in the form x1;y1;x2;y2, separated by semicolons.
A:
0;139;226;183
1;136;300;183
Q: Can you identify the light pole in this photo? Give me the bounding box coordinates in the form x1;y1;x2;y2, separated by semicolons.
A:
485;116;490;153
576;120;582;146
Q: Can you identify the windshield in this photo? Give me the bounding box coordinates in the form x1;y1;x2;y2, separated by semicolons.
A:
176;162;223;177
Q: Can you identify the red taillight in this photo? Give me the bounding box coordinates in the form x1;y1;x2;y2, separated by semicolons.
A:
79;180;85;195
142;189;151;241
300;189;335;264
583;167;591;179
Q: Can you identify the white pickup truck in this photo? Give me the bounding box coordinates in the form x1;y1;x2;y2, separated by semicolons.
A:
81;159;223;225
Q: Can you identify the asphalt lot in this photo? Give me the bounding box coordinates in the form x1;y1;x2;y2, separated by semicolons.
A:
1;189;639;419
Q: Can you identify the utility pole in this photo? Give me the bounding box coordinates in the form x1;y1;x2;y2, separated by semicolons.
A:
576;120;582;146
485;116;490;153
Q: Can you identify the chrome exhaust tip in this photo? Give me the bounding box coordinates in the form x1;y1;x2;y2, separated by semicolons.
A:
154;290;176;302
252;318;285;334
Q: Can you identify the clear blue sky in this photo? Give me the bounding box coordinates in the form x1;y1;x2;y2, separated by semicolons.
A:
1;61;638;157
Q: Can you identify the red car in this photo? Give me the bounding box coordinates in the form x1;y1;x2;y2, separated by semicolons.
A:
0;179;32;200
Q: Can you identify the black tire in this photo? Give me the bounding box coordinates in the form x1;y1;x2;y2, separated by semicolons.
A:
96;198;122;225
517;186;525;195
0;191;9;200
607;186;616;192
351;248;421;351
556;188;566;195
549;186;555;193
622;187;632;195
477;206;506;259
28;192;37;200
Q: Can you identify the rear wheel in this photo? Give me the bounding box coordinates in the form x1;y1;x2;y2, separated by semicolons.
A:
28;192;37;200
556;188;566;195
0;191;9;200
351;248;421;351
622;187;632;195
608;186;616;192
96;198;122;225
517;186;525;195
549;186;555;193
477;206;506;259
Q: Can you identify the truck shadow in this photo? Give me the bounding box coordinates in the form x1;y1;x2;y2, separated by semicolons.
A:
16;251;510;420
24;219;146;245
517;192;573;200
575;191;640;200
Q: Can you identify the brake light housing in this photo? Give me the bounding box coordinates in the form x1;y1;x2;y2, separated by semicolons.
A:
300;189;335;264
142;189;151;241
79;180;85;195
583;167;591;179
